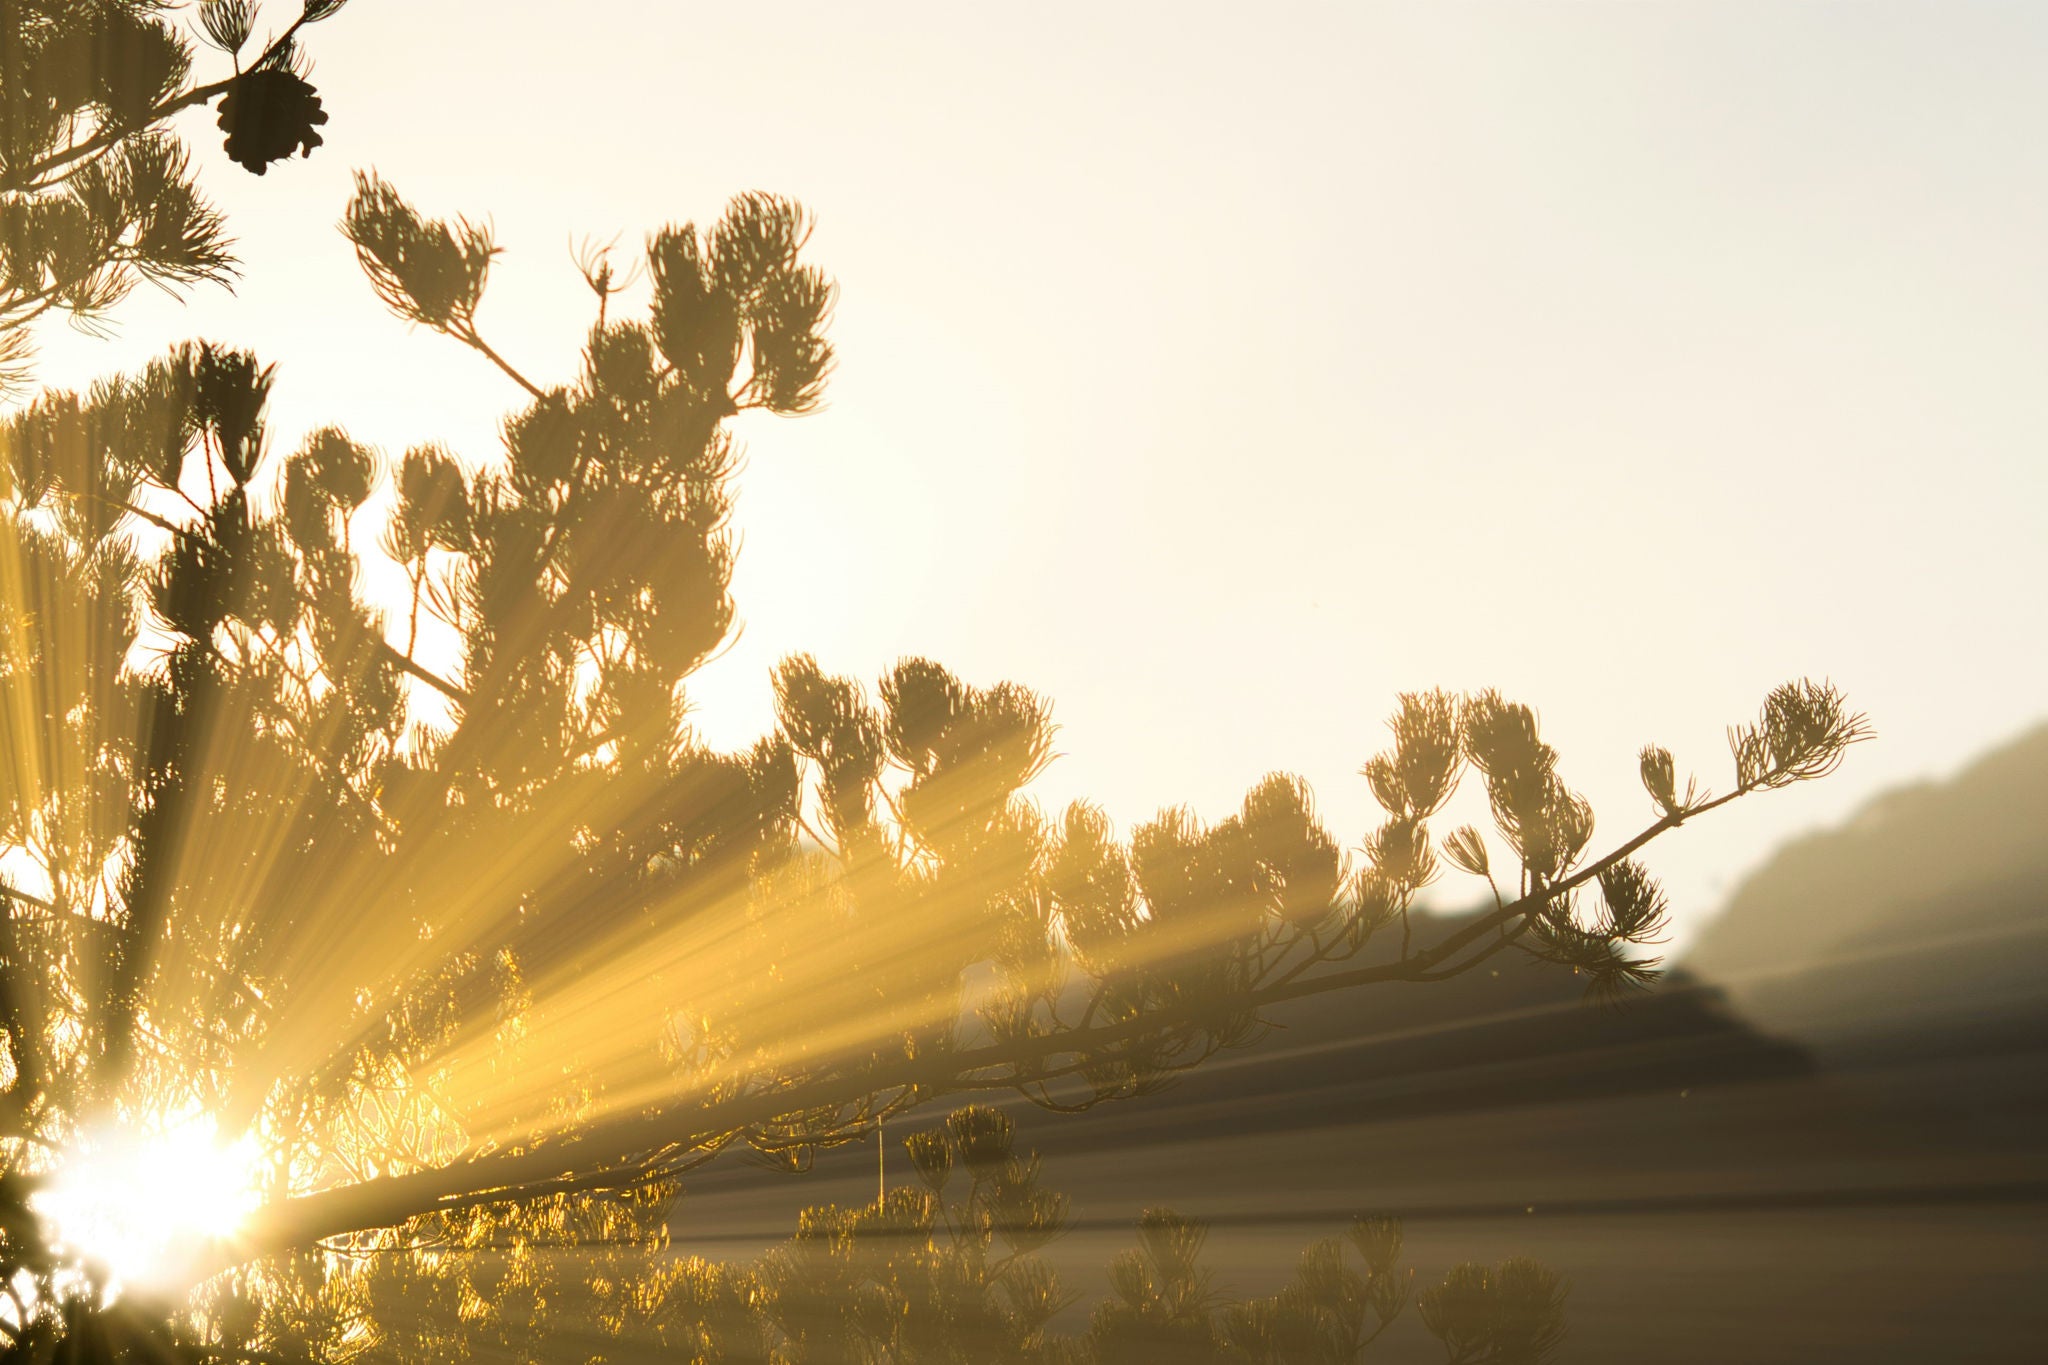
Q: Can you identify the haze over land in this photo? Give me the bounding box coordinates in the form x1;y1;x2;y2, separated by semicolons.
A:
27;2;2048;946
683;723;2048;1362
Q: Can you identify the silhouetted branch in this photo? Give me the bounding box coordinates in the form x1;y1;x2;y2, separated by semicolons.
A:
378;641;468;703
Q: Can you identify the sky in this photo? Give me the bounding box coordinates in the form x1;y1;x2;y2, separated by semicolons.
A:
30;1;2048;951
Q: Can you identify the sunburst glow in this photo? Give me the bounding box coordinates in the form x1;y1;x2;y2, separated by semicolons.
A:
29;1117;262;1295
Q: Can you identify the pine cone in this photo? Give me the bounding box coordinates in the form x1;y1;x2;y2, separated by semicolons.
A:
216;69;330;175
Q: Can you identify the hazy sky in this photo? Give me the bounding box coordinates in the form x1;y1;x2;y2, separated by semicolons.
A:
32;2;2048;948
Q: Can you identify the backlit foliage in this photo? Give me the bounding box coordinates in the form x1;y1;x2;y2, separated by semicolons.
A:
0;0;351;394
177;1103;1559;1364
0;157;1865;1357
731;1109;1567;1365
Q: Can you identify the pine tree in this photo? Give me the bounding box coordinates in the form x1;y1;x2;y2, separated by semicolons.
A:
1;0;351;395
0;20;1871;1356
0;167;1866;1358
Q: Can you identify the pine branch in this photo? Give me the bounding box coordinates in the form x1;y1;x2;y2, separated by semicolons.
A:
379;641;468;703
222;768;1798;1260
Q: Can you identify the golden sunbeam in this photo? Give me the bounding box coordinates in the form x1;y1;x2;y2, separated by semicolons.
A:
0;8;1908;1359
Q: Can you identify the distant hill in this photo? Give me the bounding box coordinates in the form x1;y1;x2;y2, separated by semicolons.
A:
1681;720;2048;1047
690;909;1811;1206
1013;920;1809;1160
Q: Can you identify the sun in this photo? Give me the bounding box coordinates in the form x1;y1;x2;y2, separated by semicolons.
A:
29;1115;263;1295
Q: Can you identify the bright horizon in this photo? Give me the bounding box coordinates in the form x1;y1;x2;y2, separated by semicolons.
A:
27;1;2048;951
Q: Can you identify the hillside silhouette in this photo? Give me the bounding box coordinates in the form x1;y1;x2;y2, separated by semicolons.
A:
1018;918;1811;1156
1683;720;2048;1055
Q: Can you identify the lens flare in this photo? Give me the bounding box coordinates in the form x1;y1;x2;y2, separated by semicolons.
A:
29;1116;261;1295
